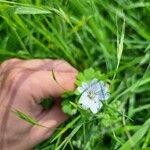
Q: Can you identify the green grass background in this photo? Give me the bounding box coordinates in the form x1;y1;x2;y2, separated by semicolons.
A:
0;0;150;149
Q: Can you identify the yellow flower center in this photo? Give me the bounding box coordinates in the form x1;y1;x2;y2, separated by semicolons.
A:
87;91;95;100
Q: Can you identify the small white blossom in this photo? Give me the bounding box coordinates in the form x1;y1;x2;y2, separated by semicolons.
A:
77;78;110;114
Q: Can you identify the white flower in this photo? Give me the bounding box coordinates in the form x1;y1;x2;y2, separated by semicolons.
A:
77;78;110;114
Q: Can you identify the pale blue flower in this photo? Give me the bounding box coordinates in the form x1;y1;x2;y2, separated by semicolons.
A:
77;78;110;114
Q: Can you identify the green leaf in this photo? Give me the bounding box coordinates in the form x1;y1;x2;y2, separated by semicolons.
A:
75;68;103;87
62;91;75;98
61;99;77;116
61;92;77;116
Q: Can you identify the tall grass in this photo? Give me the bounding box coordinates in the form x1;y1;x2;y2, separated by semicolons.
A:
0;0;150;149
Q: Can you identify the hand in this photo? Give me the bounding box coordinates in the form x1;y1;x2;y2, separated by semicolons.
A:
0;59;77;150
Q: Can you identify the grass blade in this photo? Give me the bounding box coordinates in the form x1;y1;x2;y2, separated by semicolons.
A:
15;6;51;14
119;117;150;150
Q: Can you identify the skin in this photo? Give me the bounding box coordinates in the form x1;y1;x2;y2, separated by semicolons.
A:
0;58;77;150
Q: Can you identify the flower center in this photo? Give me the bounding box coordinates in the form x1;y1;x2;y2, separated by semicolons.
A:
87;91;95;100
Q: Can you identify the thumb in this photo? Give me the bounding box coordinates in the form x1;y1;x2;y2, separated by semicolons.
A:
28;70;77;102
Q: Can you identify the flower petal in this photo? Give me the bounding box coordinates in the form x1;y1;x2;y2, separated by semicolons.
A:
90;103;99;113
79;92;91;110
77;82;89;93
90;78;98;86
82;82;89;90
90;83;101;92
78;79;110;114
98;81;110;100
90;102;102;114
